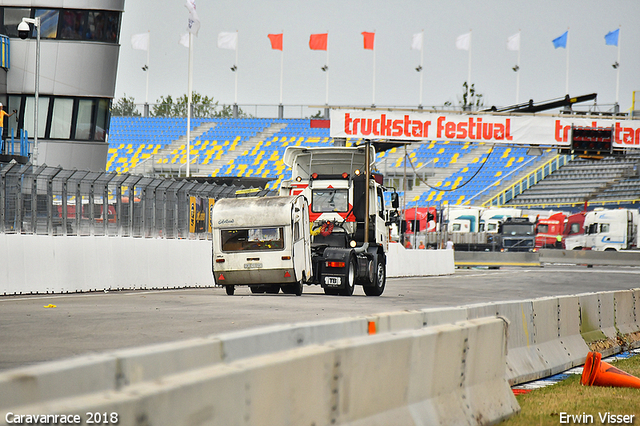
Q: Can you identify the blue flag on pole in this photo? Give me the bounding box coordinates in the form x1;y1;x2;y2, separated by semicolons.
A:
552;31;568;49
605;29;619;46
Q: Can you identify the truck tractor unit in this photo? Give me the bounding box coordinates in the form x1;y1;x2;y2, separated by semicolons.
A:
500;217;536;252
279;145;398;296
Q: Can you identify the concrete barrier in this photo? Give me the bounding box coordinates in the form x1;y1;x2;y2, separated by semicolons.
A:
0;235;453;295
0;234;214;295
454;251;541;268
2;288;640;424
386;242;455;277
539;248;640;266
0;318;518;426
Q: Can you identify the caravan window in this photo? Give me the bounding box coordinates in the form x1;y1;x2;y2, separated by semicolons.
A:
221;227;284;252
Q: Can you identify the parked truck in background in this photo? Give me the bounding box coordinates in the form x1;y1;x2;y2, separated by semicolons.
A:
500;217;536;252
447;206;483;233
582;208;639;251
535;212;567;248
563;212;587;250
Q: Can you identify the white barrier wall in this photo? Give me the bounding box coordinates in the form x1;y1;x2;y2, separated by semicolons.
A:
0;317;518;426
0;234;213;295
386;242;455;277
0;235;452;294
1;288;640;425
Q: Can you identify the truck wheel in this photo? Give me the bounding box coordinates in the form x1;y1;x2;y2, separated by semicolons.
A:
364;258;386;297
225;285;235;296
295;280;303;296
250;286;266;294
339;257;356;296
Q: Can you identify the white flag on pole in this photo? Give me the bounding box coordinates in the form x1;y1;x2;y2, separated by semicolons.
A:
218;32;238;50
179;33;190;48
411;32;423;50
456;32;471;50
131;32;149;51
507;32;520;51
185;0;200;36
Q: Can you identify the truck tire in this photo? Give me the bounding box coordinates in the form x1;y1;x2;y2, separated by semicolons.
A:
364;257;386;297
250;286;266;294
339;257;356;296
225;285;235;296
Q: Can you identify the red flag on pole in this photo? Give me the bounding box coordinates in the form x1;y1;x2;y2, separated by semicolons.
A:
268;33;283;50
309;33;328;50
362;32;375;50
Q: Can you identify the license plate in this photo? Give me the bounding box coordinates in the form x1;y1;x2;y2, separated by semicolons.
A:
324;276;341;286
244;263;263;269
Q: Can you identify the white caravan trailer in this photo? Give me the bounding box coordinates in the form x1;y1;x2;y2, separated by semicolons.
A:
212;195;312;295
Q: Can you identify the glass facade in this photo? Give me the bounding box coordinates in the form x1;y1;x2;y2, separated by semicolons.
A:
0;7;120;43
8;95;111;141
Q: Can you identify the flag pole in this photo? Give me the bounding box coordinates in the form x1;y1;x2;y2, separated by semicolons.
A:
419;29;424;108
516;30;521;104
565;27;570;95
372;31;376;107
325;36;329;106
615;26;621;106
467;29;472;109
234;30;239;105
279;31;284;105
187;32;193;178
145;31;150;105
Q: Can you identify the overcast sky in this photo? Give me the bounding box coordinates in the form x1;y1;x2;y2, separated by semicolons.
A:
115;0;640;114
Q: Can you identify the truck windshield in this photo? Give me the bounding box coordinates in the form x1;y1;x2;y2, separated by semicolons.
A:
312;189;348;213
221;227;284;251
503;224;533;235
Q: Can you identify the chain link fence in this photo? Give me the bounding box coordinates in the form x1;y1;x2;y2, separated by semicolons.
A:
0;162;270;238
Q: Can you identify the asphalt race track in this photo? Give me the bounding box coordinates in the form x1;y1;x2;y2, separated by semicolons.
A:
1;265;639;371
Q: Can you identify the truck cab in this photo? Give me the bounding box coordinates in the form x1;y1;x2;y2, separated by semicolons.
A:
583;209;639;251
500;217;536;252
279;145;395;296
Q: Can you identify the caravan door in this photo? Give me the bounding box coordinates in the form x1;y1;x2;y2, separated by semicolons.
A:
292;196;312;282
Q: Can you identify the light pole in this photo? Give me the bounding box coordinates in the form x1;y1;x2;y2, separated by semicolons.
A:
18;17;41;166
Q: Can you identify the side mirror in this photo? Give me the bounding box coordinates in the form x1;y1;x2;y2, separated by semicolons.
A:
390;192;399;209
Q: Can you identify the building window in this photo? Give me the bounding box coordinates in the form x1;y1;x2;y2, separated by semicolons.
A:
1;7;120;43
9;95;111;142
2;7;30;38
34;9;59;39
50;98;73;139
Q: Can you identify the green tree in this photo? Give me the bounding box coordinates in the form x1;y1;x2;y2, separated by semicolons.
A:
445;82;484;111
151;92;249;118
111;95;141;117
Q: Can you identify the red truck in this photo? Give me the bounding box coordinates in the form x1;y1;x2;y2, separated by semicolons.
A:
535;212;567;248
534;211;587;249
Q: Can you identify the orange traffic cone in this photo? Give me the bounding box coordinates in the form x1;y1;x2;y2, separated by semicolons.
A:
581;351;640;388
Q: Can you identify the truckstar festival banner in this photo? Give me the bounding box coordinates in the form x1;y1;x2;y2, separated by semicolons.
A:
329;109;640;148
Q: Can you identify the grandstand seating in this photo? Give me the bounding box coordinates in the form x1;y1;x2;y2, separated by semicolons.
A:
107;117;639;208
510;154;640;206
